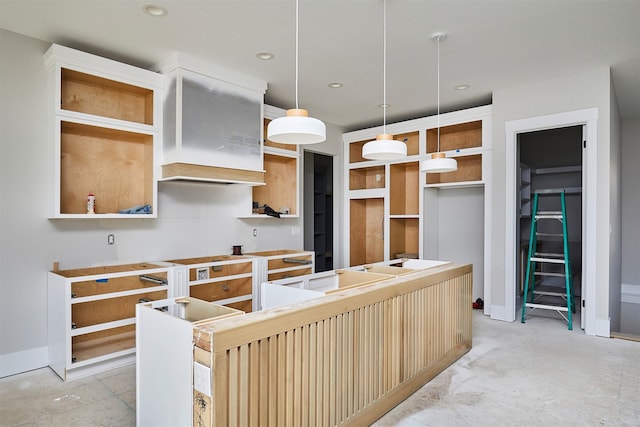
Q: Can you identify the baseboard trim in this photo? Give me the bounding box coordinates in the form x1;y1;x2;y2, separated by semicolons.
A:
0;346;48;378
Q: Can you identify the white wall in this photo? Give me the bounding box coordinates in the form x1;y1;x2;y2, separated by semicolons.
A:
620;118;640;335
608;78;622;332
491;67;615;334
0;29;345;376
434;187;485;300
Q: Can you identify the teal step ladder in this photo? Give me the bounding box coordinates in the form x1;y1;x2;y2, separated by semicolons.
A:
521;190;574;330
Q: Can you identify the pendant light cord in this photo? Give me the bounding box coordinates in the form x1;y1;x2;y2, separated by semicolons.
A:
437;35;441;153
295;0;299;110
382;0;387;133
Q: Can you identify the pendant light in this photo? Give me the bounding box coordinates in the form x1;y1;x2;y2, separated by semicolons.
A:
267;0;326;145
421;32;457;173
362;0;407;160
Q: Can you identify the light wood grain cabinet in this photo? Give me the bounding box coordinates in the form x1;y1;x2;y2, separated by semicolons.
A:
44;44;162;218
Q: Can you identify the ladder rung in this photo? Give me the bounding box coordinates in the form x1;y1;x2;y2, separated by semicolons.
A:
530;257;566;264
533;290;568;297
534;272;567;277
535;252;564;257
525;302;569;312
537;211;562;215
536;232;564;237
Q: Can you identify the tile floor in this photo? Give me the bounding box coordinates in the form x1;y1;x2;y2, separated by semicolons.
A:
1;310;639;426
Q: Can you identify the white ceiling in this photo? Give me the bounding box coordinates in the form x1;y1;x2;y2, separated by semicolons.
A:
1;0;638;131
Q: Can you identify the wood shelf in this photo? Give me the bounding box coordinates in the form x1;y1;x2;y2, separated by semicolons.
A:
253;152;297;215
350;198;384;266
60;121;154;215
72;329;136;364
61;68;154;125
349;166;385;190
426;121;482;153
390;161;419;215
426;154;482;185
390;217;419;259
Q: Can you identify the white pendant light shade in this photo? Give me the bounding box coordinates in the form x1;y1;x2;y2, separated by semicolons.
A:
363;133;407;160
267;108;326;144
421;152;457;173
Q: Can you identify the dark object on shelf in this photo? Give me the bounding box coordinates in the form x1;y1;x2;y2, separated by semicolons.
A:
263;204;281;218
232;245;243;256
252;204;281;218
472;298;484;310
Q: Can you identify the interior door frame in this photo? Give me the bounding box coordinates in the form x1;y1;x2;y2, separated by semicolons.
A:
504;108;598;334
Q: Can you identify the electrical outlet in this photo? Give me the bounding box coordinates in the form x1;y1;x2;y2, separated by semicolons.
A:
252;228;258;237
376;174;381;182
107;234;115;245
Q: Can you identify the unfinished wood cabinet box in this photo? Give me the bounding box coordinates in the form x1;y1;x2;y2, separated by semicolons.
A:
241;108;301;217
166;255;256;312
425;120;484;187
343;106;493;311
349;198;384;266
136;297;243;427
44;44;162;218
192;262;472;426
48;262;172;381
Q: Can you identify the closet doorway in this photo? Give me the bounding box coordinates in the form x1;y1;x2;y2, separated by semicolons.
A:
517;126;584;327
303;151;334;272
504;108;598;335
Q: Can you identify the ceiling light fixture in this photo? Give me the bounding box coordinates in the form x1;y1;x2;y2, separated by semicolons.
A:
142;3;168;17
421;32;457;173
455;84;469;90
362;0;406;161
267;0;326;145
328;82;343;88
256;52;274;60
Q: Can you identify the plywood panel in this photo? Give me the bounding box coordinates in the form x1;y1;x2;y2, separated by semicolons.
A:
426;121;482;153
61;68;153;125
252;153;296;214
390;162;419;215
349;166;385;190
426;154;482;185
350;198;384;266
60;121;153;214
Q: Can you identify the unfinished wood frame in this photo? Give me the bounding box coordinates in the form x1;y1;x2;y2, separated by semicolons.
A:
193;263;472;426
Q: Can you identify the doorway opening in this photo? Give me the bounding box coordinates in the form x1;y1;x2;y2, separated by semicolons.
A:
517;126;584;328
303;151;334;272
504;108;600;335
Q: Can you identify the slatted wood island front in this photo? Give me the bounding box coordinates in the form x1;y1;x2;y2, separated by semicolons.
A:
190;262;472;426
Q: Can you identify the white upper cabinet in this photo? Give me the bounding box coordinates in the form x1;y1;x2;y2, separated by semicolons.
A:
44;44;163;218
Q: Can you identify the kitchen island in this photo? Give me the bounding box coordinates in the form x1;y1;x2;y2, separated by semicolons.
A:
191;261;472;426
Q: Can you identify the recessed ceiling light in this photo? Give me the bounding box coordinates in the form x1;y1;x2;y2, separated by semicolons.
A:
328;82;343;88
142;4;168;17
454;84;470;90
378;103;390;109
256;52;274;60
